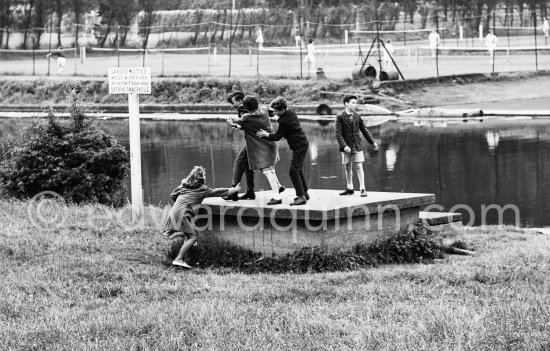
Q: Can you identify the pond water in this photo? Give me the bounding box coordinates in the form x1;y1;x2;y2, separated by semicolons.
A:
1;117;549;227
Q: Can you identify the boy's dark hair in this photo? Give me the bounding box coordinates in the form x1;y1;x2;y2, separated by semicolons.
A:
308;39;313;44
242;95;259;112
269;96;287;111
343;94;358;105
227;91;244;104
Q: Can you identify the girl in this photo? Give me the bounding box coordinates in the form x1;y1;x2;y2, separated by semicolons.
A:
163;166;240;268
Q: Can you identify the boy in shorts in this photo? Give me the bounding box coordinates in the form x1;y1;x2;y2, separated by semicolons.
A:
335;95;378;197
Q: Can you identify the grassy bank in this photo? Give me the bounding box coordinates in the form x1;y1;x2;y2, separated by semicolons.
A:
2;71;550;112
1;199;549;350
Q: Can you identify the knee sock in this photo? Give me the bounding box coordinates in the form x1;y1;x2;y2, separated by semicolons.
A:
262;168;281;199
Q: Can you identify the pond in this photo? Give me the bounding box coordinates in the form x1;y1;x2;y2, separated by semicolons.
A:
1;117;549;227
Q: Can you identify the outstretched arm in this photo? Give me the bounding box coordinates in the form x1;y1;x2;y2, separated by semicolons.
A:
204;184;241;198
359;117;378;149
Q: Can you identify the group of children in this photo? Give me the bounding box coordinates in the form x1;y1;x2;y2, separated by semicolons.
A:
163;94;378;268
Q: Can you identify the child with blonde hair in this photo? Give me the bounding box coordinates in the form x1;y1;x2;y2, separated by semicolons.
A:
163;166;240;268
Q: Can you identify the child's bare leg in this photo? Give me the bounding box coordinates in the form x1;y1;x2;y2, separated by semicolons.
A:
355;162;366;190
344;163;353;190
174;234;198;263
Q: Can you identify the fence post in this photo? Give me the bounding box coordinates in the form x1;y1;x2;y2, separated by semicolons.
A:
32;35;36;75
74;24;78;75
496;9;497;73
256;44;260;79
47;16;52;76
436;14;439;77
161;26;165;76
117;26;120;68
249;46;252;66
533;10;538;71
207;24;211;75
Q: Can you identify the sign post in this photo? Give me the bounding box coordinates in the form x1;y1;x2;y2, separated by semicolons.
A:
108;67;151;219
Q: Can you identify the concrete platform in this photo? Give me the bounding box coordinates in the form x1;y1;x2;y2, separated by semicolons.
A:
197;189;435;256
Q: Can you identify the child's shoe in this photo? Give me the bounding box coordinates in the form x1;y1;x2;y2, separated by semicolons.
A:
172;260;192;269
339;189;354;195
238;190;256;200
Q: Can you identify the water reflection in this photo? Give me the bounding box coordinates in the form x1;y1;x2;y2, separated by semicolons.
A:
1;118;550;227
385;145;398;172
486;131;500;151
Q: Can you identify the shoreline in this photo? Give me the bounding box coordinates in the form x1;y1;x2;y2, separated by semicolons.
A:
0;71;549;118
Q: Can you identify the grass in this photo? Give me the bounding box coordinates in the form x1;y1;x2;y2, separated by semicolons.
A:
0;77;354;107
1;198;549;350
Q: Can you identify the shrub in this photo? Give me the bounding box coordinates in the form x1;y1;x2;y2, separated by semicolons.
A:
0;85;129;206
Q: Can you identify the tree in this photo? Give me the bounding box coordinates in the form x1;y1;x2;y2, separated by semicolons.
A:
0;0;13;48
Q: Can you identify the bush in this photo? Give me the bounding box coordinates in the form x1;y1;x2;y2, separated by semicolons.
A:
0;85;129;206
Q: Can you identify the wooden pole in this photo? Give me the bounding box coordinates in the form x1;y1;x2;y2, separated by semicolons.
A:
128;93;143;219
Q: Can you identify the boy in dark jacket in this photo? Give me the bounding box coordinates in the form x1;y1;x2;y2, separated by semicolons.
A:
334;95;378;197
257;96;309;205
224;91;256;201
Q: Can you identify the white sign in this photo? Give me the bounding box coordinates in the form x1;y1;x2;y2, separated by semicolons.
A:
108;67;151;94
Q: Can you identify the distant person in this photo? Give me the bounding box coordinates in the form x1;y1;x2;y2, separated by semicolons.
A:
224;91;256;201
382;40;395;70
428;30;440;58
485;30;498;64
542;18;549;38
294;26;302;47
304;38;317;75
163;166;240;268
256;97;310;206
335;95;378;197
227;95;285;205
46;47;66;75
256;25;264;49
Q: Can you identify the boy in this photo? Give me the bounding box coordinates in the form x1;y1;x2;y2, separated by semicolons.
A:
224;91;255;201
257;96;309;205
335;95;378;197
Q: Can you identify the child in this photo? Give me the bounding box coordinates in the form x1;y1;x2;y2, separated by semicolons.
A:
227;95;284;205
335;95;378;197
224;91;256;201
256;96;310;206
162;166;240;268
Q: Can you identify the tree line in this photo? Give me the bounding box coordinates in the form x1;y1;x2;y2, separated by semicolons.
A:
0;0;548;49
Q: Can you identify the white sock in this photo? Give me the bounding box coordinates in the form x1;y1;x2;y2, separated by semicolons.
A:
263;168;281;199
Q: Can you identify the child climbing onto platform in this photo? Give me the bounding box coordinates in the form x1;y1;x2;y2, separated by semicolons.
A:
162;166;240;268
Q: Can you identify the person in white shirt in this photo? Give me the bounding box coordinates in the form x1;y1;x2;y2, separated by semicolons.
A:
294;25;301;47
542;18;549;38
485;30;498;64
382;40;395;70
304;39;317;74
428;30;440;58
256;26;264;49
